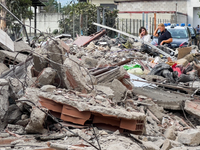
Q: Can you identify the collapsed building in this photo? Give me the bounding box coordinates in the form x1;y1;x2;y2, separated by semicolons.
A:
1;24;200;150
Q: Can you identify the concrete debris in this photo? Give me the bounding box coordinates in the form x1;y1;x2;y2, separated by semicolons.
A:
40;85;56;92
184;100;200;119
0;29;14;51
110;79;127;103
33;47;48;73
177;129;200;146
164;126;176;140
25;107;47;134
0;50;28;66
160;139;173;150
81;56;98;68
2;24;200;150
61;56;96;92
0;63;9;75
142;141;160;150
35;67;56;87
0;81;9;122
14;39;31;52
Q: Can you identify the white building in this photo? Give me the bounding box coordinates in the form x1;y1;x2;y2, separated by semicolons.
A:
90;0;200;27
187;0;200;27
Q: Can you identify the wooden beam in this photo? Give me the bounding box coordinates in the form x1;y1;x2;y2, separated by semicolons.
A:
154;13;156;30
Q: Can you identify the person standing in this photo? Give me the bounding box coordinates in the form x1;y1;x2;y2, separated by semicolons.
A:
153;23;173;46
196;25;200;34
139;27;151;43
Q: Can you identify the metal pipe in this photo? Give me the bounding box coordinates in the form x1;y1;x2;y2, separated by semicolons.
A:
97;8;100;32
102;8;105;25
0;2;30;45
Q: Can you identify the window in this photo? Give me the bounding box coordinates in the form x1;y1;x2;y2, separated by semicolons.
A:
168;29;189;39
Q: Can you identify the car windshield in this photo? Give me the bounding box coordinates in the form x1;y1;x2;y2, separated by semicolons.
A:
167;28;188;39
189;28;195;34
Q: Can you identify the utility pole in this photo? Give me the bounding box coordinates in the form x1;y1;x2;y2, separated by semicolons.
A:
72;0;75;39
154;13;156;30
176;2;177;24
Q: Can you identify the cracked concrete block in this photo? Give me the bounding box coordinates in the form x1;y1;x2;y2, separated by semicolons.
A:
177;129;200;146
0;63;9;75
62;56;95;92
111;79;127;103
47;39;66;67
36;67;56;87
142;141;159;150
164;126;176;140
147;103;165;121
33;47;48;73
184;100;200;119
160;139;172;150
0;84;9;121
41;85;56;92
7;124;25;134
95;85;114;99
0;78;8;86
81;56;98;68
25;107;47;134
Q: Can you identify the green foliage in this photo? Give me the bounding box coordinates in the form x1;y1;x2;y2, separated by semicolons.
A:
44;0;59;13
59;2;118;37
6;0;33;20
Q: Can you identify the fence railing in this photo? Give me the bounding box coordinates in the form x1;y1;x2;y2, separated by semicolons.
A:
116;18;176;36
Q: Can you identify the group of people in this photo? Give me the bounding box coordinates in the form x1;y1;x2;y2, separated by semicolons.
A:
139;23;172;46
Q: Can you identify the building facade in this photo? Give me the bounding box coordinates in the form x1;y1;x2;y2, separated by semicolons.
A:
90;0;200;27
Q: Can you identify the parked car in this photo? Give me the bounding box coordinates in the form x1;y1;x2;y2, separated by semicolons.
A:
151;24;192;49
188;24;200;48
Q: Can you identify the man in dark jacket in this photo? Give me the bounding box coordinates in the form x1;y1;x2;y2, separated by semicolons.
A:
153;23;173;46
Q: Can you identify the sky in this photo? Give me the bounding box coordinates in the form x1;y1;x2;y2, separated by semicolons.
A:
58;0;78;6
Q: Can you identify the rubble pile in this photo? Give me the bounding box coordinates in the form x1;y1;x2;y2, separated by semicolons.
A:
1;28;200;150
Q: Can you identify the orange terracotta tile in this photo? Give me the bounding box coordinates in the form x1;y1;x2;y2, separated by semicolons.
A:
93;115;120;127
60;114;88;125
120;119;137;131
39;97;63;113
62;105;91;120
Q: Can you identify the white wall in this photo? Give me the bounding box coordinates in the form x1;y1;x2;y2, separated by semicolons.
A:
118;0;187;14
187;0;200;27
25;13;64;35
193;7;200;27
89;0;115;6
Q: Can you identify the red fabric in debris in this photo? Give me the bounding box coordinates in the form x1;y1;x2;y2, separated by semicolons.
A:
172;63;182;77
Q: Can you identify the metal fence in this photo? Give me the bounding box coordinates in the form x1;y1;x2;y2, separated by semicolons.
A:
116;18;174;36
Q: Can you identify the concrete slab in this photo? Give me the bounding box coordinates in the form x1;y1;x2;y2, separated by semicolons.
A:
0;29;14;51
0;50;28;65
132;87;191;110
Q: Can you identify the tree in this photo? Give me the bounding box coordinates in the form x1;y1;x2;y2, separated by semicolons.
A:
44;0;59;13
0;0;6;30
0;0;33;31
59;2;118;36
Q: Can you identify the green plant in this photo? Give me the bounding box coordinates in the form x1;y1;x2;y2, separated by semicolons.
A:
59;2;118;37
